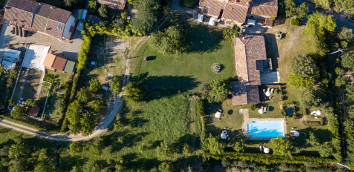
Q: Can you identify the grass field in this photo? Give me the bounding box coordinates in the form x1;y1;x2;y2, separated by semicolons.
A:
134;17;236;94
12;68;42;100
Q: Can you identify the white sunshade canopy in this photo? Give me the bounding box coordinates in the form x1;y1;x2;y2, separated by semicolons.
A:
265;90;271;97
293;131;300;137
258;109;264;114
247;19;256;25
209;17;216;26
316;110;322;115
198;14;204;22
215;111;222;118
264;147;270;153
220;133;227;139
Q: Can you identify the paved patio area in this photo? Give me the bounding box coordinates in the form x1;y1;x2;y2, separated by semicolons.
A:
239;109;287;140
0;20;82;61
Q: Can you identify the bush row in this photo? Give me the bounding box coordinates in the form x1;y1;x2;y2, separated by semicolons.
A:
325;107;343;162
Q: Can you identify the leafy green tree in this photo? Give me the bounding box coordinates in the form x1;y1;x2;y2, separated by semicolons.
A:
10;106;26;119
89;78;101;93
131;0;160;35
287;72;315;88
66;100;83;126
270;136;298;156
156;141;173;158
77;87;91;103
88;0;97;14
290;54;319;77
0;66;5;77
180;0;195;8
284;0;309;19
203;133;225;156
303;12;336;55
109;76;122;96
298;87;321;108
91;100;103;112
338;27;353;42
98;4;108;18
8;98;16;106
128;0;137;5
341;53;354;71
25;99;37;107
223;25;240;43
8;143;27;160
158;162;174;172
306;132;320;146
207;79;229;103
69;142;82;156
125;82;146;103
346;84;354;103
233;139;246;152
150;25;187;55
80;111;96;136
313;0;332;9
182;144;193;156
318;144;332;157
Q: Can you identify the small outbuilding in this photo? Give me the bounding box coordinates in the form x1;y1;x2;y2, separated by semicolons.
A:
1;48;21;70
52;56;68;72
27;106;40;118
64;60;76;74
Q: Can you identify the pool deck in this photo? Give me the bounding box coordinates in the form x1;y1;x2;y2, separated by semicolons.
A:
239;109;287;140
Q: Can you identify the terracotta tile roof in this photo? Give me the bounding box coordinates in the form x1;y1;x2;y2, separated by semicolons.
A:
52;56;67;71
223;3;249;23
32;15;48;32
44;19;65;38
4;6;34;29
48;8;71;23
35;4;52;17
6;0;40;12
251;5;278;17
27;106;40;117
199;0;277;23
43;53;56;68
117;0;127;10
232;35;267;105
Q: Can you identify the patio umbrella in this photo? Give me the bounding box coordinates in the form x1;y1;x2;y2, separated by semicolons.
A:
220;132;227;139
293;131;300;137
316;110;322;116
265;90;271;97
258;108;264;114
215;111;222;118
264;147;270;154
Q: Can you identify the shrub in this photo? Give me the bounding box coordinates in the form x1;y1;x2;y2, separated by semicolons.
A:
281;109;287;116
250;104;256;111
125;82;146;103
291;18;300;26
196;99;205;116
180;0;195;8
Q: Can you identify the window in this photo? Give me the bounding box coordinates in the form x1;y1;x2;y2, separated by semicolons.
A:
41;22;44;25
57;23;62;33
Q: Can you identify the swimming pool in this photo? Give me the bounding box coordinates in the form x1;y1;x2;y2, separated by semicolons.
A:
247;121;284;138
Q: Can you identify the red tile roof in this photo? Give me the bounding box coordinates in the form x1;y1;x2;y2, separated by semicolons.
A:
52;56;67;71
199;0;278;23
232;35;267;105
27;106;40;117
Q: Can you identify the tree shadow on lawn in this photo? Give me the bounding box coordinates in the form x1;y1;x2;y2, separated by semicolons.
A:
184;21;223;54
136;73;200;101
291;127;330;149
122;154;161;171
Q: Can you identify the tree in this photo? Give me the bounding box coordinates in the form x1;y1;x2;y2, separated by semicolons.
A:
180;0;195;8
287;72;315;89
313;0;332;9
77;87;91;103
182;144;193;156
91;100;103;112
150;25;187;55
25;99;37;107
318;144;332;157
290;54;319;77
270;136;297;156
203;134;225;156
303;12;336;55
128;0;137;5
66;100;83;126
10;106;26;119
8;143;27;160
284;0;309;19
233;139;246;152
298;87;321;108
69;142;82;156
338;27;353;42
306;132;320;146
88;0;97;14
207;79;229;103
346;84;354;103
98;4;108;18
341;53;354;71
158;162;174;172
80;111;96;136
131;0;160;35
156;141;173;158
109;76;122;96
89;78;101;93
125;82;146;103
8;98;16;106
223;25;240;43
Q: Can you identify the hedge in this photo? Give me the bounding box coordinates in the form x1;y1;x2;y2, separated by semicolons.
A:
325;107;343;162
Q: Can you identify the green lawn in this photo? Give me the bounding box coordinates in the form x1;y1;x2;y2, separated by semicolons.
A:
134;18;236;94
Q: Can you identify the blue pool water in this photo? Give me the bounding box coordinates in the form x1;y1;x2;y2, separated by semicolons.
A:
247;121;284;138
